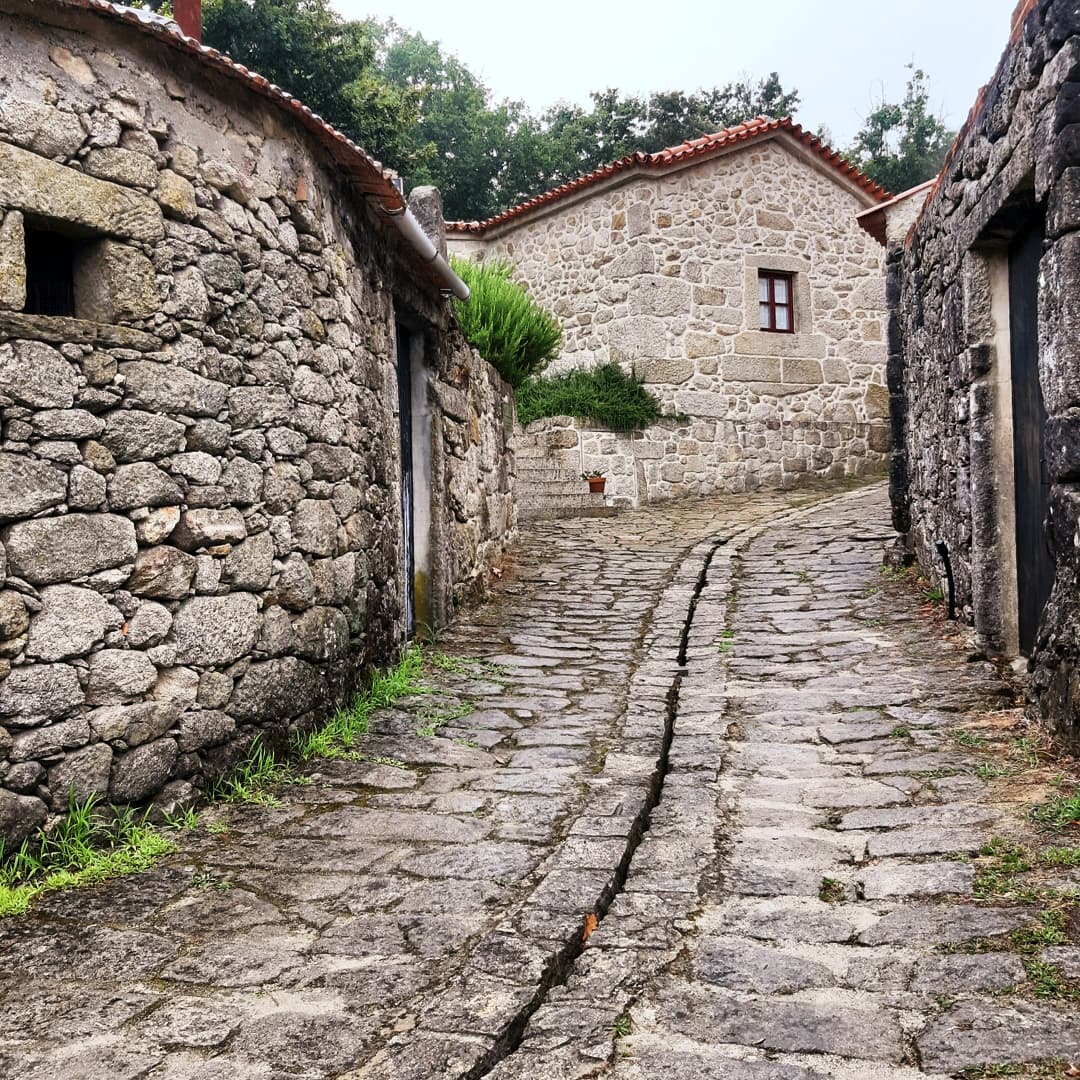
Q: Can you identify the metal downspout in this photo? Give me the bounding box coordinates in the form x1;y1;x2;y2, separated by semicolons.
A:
380;203;470;301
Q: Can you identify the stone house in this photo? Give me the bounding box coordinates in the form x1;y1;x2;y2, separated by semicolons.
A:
448;117;893;506
0;0;516;845
882;0;1080;749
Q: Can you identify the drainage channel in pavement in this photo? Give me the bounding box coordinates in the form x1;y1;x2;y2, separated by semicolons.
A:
461;536;732;1080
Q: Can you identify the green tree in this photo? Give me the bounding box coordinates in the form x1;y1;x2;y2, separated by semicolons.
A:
199;5;803;220
641;75;800;150
848;66;954;194
538;74;801;183
373;23;551;220
201;0;419;174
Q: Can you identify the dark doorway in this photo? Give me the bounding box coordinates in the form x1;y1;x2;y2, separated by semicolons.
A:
1009;218;1052;655
396;323;415;639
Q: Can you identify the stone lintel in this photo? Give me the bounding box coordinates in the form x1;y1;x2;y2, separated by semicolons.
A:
0;142;164;243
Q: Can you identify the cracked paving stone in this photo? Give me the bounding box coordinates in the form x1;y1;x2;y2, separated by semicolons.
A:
917;1000;1080;1072
495;485;1077;1079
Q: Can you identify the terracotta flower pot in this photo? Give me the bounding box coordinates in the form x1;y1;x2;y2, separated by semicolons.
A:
586;476;606;494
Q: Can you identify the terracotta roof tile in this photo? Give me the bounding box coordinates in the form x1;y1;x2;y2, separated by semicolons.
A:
448;116;890;235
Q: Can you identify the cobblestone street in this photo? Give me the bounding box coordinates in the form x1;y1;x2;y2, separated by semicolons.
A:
2;481;1078;1079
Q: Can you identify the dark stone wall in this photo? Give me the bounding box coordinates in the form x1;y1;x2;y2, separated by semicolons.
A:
891;0;1080;748
0;5;515;845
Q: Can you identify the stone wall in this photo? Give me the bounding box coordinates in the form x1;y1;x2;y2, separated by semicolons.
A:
0;2;515;845
889;0;1080;748
450;135;890;502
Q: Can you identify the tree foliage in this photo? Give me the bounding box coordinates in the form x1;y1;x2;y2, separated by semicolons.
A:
199;4;802;220
201;0;420;172
536;75;801;185
847;66;954;194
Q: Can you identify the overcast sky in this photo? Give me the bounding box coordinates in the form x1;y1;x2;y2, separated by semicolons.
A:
337;0;1019;147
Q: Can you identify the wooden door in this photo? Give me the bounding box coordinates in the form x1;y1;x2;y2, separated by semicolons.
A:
1009;220;1052;655
396;323;415;639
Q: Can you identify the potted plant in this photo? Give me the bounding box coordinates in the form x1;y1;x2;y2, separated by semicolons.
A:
582;470;606;494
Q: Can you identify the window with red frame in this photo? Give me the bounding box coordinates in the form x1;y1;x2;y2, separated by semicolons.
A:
758;271;794;333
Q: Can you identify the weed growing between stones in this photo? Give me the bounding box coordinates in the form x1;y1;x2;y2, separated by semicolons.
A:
818;877;845;902
0;793;178;917
293;645;428;760
163;806;200;831
428;651;474;676
416;702;474;737
960;1063;1074;1078
977;762;1017;780
1031;789;1080;829
963;837;1080;999
209;737;312;808
974;838;1080;904
191;871;233;893
1024;958;1079;1001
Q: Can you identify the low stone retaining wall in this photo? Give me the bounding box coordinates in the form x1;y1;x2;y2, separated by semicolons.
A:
517;414;886;510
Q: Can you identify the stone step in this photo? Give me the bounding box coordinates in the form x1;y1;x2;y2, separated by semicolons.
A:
515;468;583;482
514;446;580;462
517;490;614;520
519;482;593;498
519;501;617;521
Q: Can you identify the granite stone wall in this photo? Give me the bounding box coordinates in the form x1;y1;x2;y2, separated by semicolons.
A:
451;137;890;503
890;0;1080;748
0;3;515;845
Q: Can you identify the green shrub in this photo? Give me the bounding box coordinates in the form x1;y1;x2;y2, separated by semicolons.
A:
450;257;562;387
515;363;665;431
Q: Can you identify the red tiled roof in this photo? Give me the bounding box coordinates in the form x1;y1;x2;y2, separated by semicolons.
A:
448;116;890;235
24;0;409;212
856;179;935;246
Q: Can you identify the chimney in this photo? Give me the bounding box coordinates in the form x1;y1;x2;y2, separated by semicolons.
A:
174;0;202;41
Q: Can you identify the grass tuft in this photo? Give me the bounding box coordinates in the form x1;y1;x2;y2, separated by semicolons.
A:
1031;789;1080;830
294;645;428;760
416;702;473;738
208;737;309;807
818;877;845;903
0;794;178;918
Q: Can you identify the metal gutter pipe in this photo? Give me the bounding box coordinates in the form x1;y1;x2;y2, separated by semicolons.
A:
935;539;957;620
381;203;470;301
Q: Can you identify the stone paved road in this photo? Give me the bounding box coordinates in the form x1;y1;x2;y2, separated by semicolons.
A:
0;485;823;1080
489;484;1080;1080
3;482;1078;1080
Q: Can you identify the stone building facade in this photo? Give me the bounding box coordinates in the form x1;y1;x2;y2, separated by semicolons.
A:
885;0;1080;748
449;119;892;505
0;0;515;845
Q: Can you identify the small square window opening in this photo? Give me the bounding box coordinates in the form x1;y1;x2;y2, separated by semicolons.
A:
24;228;76;317
758;271;794;333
